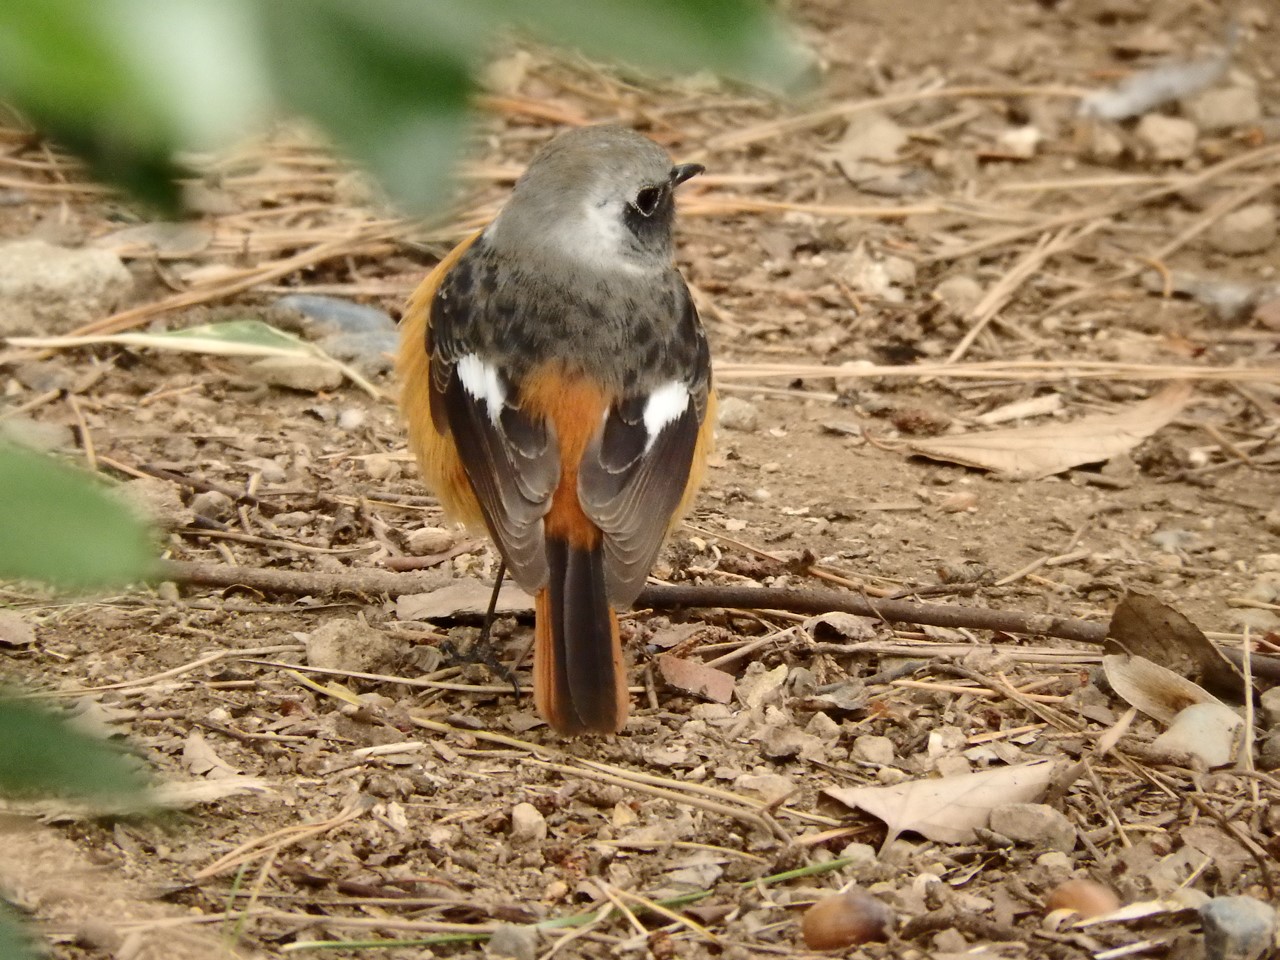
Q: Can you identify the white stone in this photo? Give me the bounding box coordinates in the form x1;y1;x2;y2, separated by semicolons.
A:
0;240;132;335
249;356;344;392
1135;114;1197;161
717;396;760;433
510;802;547;843
1208;204;1277;256
1184;86;1262;132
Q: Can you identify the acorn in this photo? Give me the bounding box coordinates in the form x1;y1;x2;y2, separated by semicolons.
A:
801;887;893;950
1044;879;1121;919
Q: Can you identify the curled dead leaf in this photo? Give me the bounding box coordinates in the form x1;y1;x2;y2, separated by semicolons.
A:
908;382;1191;480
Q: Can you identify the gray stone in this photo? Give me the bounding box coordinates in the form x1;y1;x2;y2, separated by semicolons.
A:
989;803;1076;852
509;802;547;843
717;396;760;433
762;725;824;761
0;240;132;335
1185;86;1263;132
189;490;235;522
306;618;398;674
248;355;344;392
1259;731;1280;770
486;923;539;960
851;734;895;766
274;294;396;335
1208;204;1277;256
406;526;457;555
1135;114;1197;162
933;276;984;315
1200;896;1277;960
1261;686;1280;730
119;477;192;530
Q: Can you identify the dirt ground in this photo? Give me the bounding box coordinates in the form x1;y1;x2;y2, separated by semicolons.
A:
2;0;1279;957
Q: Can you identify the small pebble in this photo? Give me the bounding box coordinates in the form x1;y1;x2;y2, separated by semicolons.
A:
306;618;398;674
1135;114;1197;162
801;888;893;950
0;240;133;336
0;610;36;647
1260;686;1280;729
851;735;895;766
406;526;457;555
1045;878;1122;919
486;923;539;960
275;294;396;335
762;725;822;760
1200;896;1277;960
363;453;400;481
718;396;760;433
337;407;366;431
1184;86;1263;132
1208;204;1277;256
248;355;344;393
989;803;1076;852
509;802;547;843
119;477;193;530
189;489;234;522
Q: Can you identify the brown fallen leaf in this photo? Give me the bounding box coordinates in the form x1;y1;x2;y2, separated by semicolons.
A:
824;760;1056;848
657;654;735;703
907;382;1191;480
1105;591;1244;702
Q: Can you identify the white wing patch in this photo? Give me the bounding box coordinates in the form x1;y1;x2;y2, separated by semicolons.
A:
455;354;505;425
642;382;690;451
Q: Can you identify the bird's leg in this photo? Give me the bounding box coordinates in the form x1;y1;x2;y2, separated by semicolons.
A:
440;561;522;699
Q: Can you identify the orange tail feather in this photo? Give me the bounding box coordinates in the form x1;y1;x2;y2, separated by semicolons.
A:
534;536;628;735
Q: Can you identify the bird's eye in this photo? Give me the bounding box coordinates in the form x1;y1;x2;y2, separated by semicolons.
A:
632;185;664;217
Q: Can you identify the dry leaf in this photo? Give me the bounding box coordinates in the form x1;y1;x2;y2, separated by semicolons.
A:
396;580;533;621
181;730;241;779
908;383;1191;480
657;654;735;703
1102;654;1221;725
824;760;1056;847
1106;591;1244;702
1094;705;1137;756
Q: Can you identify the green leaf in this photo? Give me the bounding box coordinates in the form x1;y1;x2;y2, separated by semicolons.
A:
0;445;156;589
0;698;149;799
0;906;37;960
260;0;477;215
486;0;809;92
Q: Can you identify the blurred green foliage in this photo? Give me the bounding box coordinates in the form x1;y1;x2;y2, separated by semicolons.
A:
0;3;803;952
0;0;804;212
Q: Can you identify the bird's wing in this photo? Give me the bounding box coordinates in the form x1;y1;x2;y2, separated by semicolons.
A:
427;248;560;593
578;289;712;606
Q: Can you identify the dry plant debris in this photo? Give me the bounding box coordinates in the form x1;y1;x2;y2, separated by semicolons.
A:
2;1;1280;957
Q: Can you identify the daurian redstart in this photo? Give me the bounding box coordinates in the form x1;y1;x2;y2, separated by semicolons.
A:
398;125;715;736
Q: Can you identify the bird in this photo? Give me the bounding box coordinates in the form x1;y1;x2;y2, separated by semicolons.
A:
397;124;715;736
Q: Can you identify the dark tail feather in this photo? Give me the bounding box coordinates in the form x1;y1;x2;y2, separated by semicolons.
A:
534;537;628;735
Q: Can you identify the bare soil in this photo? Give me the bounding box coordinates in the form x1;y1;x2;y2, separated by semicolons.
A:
1;1;1278;958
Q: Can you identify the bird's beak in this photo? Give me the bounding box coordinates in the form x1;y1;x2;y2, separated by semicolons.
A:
670;163;705;187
